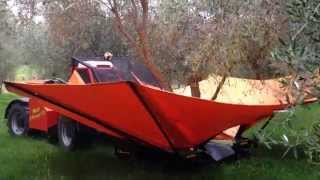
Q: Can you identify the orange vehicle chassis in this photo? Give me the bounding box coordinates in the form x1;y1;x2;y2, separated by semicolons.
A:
3;56;303;160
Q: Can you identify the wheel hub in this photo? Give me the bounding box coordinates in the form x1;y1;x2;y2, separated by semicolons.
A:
61;122;74;146
11;112;25;135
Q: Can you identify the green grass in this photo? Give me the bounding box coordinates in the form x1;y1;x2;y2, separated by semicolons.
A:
0;93;320;180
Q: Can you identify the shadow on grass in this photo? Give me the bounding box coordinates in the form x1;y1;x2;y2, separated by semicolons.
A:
3;126;317;180
43;140;306;180
3;131;319;180
22;133;219;179
45;145;222;180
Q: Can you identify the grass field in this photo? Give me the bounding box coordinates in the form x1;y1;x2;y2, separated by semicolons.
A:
0;93;320;180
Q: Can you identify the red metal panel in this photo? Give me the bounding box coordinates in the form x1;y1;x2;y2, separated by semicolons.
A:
29;99;59;132
29;99;47;131
45;108;59;129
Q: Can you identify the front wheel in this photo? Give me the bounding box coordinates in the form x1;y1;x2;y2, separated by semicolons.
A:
7;103;29;136
58;116;78;151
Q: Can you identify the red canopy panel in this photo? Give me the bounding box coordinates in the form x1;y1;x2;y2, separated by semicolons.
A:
135;84;287;150
5;81;289;152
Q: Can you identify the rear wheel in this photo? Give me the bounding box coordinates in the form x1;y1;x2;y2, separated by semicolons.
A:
58;116;78;151
7;103;29;136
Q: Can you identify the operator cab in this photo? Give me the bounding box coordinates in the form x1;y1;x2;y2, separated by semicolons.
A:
68;56;162;89
74;61;120;84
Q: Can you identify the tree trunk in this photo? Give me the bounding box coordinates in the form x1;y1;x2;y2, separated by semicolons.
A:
188;74;201;98
190;81;201;97
142;57;172;91
212;75;227;100
136;29;172;91
107;0;172;91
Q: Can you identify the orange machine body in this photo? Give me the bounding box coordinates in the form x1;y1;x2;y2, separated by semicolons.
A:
28;98;59;132
4;56;315;153
5;81;288;152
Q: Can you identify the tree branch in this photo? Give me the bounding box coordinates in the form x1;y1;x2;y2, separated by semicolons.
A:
140;0;148;29
211;75;227;100
107;0;137;48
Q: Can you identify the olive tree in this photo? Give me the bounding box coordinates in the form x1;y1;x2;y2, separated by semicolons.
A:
149;0;286;98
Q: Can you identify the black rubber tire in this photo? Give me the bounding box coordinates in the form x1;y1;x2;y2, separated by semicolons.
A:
47;126;58;144
58;116;78;151
7;103;29;136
